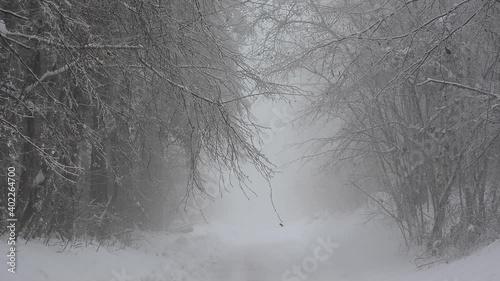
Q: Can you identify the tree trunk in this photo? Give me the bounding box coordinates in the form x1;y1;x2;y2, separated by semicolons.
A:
89;111;108;205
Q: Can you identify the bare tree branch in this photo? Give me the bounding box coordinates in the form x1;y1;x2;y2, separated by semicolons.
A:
416;78;500;100
0;8;28;20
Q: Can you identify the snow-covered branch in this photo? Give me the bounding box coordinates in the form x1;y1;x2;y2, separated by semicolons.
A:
24;60;79;93
5;32;144;50
416;78;500;100
0;8;28;20
138;58;217;105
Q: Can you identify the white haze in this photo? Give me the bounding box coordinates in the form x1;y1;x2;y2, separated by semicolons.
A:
204;71;351;233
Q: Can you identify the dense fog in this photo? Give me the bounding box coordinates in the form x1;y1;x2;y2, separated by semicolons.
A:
1;0;500;280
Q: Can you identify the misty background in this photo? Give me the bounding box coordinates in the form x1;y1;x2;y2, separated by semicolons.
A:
1;0;500;280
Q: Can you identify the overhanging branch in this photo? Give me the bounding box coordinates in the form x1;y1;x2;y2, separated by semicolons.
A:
416;78;500;100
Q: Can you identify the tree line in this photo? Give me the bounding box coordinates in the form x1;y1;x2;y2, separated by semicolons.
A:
249;0;500;256
0;0;281;243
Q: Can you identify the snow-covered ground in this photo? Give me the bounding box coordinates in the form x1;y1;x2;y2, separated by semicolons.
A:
206;211;500;281
1;210;499;281
1;227;221;281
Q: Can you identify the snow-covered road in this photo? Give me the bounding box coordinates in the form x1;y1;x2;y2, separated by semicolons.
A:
205;212;403;281
209;241;298;281
2;211;499;281
204;211;500;281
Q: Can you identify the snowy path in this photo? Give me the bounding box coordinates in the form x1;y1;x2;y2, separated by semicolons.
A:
209;241;296;281
205;213;405;281
2;211;499;281
204;212;500;281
